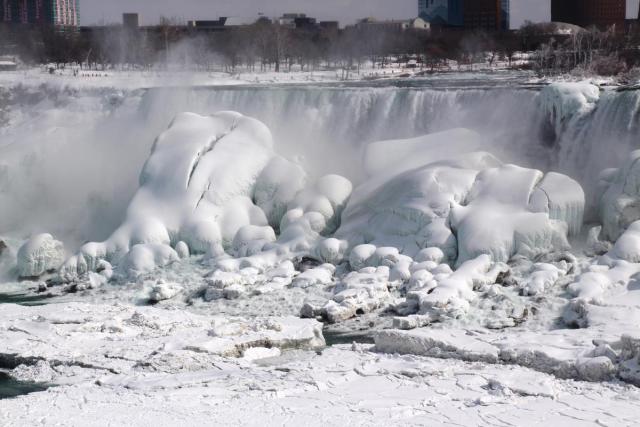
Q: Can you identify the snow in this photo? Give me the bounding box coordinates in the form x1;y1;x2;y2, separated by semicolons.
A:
4;71;640;423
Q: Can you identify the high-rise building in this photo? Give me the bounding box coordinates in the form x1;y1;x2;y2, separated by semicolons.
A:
551;0;625;29
501;0;510;30
2;0;79;27
419;0;508;30
123;13;139;29
419;0;463;27
463;0;502;30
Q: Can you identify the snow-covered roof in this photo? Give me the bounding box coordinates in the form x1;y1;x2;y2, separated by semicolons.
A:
224;16;256;26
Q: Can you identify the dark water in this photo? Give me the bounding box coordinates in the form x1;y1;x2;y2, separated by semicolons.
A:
0;372;49;399
0;292;54;306
323;329;375;346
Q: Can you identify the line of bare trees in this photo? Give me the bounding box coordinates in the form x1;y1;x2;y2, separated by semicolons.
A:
2;18;640;78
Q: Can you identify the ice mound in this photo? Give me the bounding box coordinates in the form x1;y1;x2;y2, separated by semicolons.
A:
599;150;640;241
17;233;65;278
55;112;582;285
60;112;346;279
338;153;582;265
364;128;483;178
451;164;576;264
539;82;600;138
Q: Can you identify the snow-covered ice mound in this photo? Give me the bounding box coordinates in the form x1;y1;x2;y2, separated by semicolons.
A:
338;152;584;265
60;112;332;279
54;111;585;283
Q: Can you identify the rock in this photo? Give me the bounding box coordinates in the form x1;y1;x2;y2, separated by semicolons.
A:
175;241;190;259
149;282;183;302
17;233;65;278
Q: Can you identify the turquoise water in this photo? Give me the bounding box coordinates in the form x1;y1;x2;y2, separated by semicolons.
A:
0;372;49;399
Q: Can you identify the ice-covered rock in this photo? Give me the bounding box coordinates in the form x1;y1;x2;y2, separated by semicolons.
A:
314;238;348;265
519;263;562;296
585;225;611;256
414;255;508;319
288;174;352;235
348;244;377;270
291;264;334;288
609;221;640;262
599;150;640;241
338;152;499;259
17;233;65;278
451;164;572;265
414;247;445;264
149;281;183;302
254;156;307;231
339;152;579;266
539;82;600;139
322;266;391;323
119;244;179;278
175;241;190;259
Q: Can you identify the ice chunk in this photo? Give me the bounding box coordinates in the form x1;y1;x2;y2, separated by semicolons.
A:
314;238;348;265
119;244;179;278
174;241;190;259
374;329;500;363
149;281;183;302
289;174;352;235
348;244;377;270
609;221;640;262
253;156;306;231
17;233;65;278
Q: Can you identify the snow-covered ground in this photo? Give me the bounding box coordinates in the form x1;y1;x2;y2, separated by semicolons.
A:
2;70;640;425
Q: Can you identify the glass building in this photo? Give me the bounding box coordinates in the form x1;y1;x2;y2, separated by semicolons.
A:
2;0;79;26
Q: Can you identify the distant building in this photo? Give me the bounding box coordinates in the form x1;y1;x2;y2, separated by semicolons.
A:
319;21;339;31
501;0;510;30
123;13;139;29
419;0;507;30
0;56;17;71
2;0;79;26
277;13;307;28
464;0;502;31
356;17;430;32
418;0;463;27
187;16;255;32
551;0;626;29
293;16;317;30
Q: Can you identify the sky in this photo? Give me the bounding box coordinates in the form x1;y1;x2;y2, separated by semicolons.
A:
81;0;640;29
